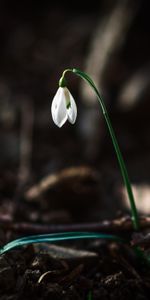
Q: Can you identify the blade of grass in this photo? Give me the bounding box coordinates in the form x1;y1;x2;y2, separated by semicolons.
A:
0;231;125;254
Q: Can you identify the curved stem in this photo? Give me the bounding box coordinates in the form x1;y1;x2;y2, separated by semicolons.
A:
65;68;139;230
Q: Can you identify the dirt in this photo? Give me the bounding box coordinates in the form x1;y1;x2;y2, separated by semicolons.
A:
0;168;150;300
0;236;150;300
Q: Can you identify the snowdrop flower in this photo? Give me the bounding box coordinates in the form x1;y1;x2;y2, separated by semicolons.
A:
51;86;77;127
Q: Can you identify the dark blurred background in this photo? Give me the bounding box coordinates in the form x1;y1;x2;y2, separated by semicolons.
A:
0;0;150;223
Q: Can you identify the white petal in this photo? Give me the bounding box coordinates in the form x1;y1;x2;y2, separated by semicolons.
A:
51;87;67;127
66;89;77;124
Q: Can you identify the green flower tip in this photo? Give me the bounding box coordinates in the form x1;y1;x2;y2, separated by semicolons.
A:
59;76;67;88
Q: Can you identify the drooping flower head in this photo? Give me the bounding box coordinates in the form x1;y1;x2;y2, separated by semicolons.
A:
51;75;77;127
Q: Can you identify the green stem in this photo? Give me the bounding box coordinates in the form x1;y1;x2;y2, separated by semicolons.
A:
63;68;139;230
